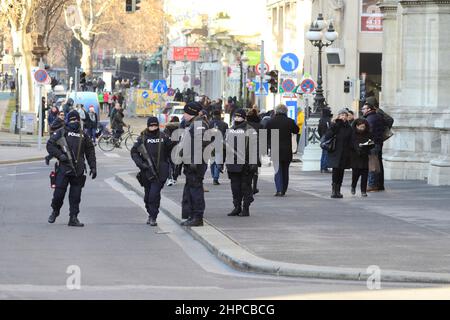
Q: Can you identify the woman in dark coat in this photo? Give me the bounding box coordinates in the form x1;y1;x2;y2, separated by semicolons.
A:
350;118;374;197
323;109;353;199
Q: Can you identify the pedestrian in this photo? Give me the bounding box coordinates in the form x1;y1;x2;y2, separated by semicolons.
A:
47;106;59;130
351;118;375;197
98;91;104;112
46;110;97;227
225;109;258;217
318;108;333;173
362;102;385;192
209;109;229;185
84;106;98;145
178;102;210;227
246;108;263;194
111;103;127;143
347;109;355;125
45;111;66;165
9;79;15;96
266;104;300;196
131;117;173;226
163;116;181;186
322;109;353;199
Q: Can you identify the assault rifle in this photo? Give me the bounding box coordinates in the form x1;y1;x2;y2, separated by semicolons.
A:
137;143;160;182
56;135;77;175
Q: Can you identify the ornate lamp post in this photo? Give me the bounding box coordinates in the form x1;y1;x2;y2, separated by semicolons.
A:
306;13;338;117
13;50;23;135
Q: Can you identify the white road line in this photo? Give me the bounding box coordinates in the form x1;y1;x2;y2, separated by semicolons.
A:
102;153;121;158
7;172;38;177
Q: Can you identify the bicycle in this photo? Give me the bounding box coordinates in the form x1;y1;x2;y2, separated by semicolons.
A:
98;125;139;152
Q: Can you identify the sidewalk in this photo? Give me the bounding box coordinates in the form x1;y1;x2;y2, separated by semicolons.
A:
116;165;450;283
0;145;46;165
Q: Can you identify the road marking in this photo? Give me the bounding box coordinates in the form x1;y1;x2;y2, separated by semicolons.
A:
102;153;121;158
0;284;221;293
7;172;38;177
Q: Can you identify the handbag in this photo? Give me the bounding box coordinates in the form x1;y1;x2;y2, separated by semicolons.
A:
320;135;336;152
368;154;381;173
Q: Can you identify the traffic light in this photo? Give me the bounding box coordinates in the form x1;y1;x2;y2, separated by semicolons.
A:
344;80;351;93
125;0;133;12
125;0;141;13
267;70;279;94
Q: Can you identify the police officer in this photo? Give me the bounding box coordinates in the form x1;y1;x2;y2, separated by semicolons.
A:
178;102;210;227
47;110;97;227
131;117;172;226
226;109;258;217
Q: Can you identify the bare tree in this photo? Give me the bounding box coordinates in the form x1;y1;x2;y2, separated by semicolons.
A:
65;0;116;76
34;0;70;49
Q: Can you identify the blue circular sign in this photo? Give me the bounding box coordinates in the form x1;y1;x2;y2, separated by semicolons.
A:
34;69;49;84
301;79;316;94
280;53;299;72
142;91;149;99
282;79;296;93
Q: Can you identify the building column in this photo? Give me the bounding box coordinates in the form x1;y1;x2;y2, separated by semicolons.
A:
382;1;450;183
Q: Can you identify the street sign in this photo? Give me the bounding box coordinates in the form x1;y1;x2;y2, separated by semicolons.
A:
255;82;269;96
286;101;298;122
255;62;270;75
34;69;49;84
282;79;296;93
167;88;175;97
142;91;149;99
172;47;200;61
280;53;300;72
300;79;316;94
152;80;168;94
183;75;190;83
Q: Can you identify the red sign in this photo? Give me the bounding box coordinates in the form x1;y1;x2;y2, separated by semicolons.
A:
360;0;383;32
255;62;270;75
172;47;200;61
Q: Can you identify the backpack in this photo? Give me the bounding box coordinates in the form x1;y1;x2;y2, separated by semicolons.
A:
377;108;394;141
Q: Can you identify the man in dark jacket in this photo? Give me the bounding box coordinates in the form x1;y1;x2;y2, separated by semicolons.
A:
131;117;173;226
209;110;229;185
46;110;97;227
111;103;127;142
362;103;385;192
318;108;333;173
266;104;300;196
225;109;258;217
177;102;210;227
84;106;98;144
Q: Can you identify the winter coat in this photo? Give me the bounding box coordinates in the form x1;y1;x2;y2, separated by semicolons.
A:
84;112;98;130
111;110;125;130
49;118;65;133
225;121;259;174
131;129;173;183
350;121;374;169
48;110;59;127
266;113;300;162
364;111;384;145
323;119;353;169
163;122;180;138
47;127;96;177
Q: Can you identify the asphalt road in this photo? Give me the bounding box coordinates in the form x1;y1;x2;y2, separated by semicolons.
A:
0;148;439;299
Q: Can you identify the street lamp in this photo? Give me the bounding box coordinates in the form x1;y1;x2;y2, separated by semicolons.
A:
13;49;23;135
306;13;338;117
239;51;249;106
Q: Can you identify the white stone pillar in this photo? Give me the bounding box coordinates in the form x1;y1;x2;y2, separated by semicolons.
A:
301;117;322;171
383;1;450;182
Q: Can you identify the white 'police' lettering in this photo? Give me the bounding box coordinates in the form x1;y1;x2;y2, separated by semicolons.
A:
228;129;245;134
68;132;81;137
147;138;162;144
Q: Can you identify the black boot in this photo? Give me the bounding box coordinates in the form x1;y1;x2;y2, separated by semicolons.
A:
351;187;356;195
180;217;192;226
68;215;84;227
227;206;241;216
239;206;250;217
147;217;157;227
184;217;204;227
331;184;339;199
252;176;259;194
336;184;344;198
48;210;59;224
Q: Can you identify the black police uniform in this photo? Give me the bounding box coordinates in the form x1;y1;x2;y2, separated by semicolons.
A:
179;104;210;227
131;128;172;226
46;120;96;226
225;119;258;217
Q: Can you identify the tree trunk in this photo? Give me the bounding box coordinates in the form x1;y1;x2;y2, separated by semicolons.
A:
81;41;92;76
11;28;35;113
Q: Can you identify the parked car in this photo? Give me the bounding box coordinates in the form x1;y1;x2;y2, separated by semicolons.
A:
168;104;186;122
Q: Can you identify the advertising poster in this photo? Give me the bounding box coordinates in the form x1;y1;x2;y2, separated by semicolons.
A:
360;0;383;32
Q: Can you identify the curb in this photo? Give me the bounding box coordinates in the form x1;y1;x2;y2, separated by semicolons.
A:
0;157;44;165
115;172;450;285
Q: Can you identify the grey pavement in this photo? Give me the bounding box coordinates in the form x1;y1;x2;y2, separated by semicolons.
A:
117;162;450;279
0;146;46;164
0;147;442;299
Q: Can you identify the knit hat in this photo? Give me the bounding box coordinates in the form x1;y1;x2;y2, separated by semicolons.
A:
147;116;159;127
234;108;247;119
184;102;202;116
337;108;349;116
67;110;80;122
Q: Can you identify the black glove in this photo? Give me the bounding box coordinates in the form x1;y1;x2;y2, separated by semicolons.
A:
45;156;50;166
140;163;150;171
59;154;69;163
89;168;97;180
